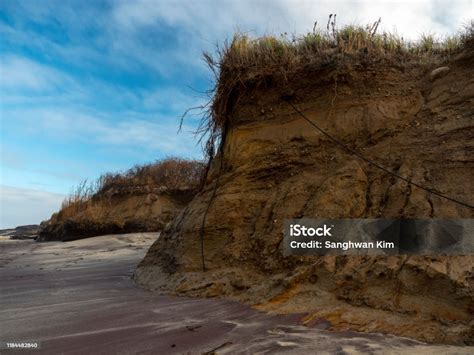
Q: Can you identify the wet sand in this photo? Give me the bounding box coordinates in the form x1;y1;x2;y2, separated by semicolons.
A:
0;233;471;354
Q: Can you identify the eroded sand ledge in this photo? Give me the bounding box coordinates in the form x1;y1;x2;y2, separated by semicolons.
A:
0;234;472;354
136;45;474;344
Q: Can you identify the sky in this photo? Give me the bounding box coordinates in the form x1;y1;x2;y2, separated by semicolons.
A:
0;0;472;228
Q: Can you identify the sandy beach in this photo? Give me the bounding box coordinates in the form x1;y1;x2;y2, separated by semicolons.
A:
0;233;471;354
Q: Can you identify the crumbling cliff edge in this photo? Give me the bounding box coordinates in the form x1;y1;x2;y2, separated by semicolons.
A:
136;27;474;344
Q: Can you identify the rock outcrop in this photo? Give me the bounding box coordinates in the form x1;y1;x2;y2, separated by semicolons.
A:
0;225;39;240
136;43;474;344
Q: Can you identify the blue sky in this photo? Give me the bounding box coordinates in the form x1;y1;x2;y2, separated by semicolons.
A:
0;0;472;228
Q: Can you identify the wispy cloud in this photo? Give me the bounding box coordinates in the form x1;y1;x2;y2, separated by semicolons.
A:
112;0;472;41
1;54;204;157
0;55;73;93
5;105;201;155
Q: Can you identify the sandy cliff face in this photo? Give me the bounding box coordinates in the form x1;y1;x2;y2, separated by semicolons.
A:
38;189;194;242
136;50;474;344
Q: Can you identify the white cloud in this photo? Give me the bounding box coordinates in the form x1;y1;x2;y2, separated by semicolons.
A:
107;0;473;78
0;55;72;92
0;54;204;157
0;185;65;228
3;1;471;85
113;0;473;41
4;106;201;157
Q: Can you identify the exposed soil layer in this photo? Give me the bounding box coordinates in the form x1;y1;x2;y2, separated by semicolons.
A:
136;48;474;344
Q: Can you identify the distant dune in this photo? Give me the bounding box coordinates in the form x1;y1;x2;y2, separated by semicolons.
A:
37;158;203;241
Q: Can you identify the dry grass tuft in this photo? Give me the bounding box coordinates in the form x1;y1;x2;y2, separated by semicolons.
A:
193;19;473;159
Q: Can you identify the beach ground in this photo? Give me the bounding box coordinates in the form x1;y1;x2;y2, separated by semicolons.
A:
0;233;471;354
